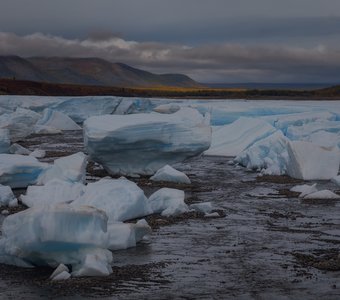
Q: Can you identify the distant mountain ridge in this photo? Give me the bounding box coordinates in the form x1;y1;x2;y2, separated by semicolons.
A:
0;56;201;88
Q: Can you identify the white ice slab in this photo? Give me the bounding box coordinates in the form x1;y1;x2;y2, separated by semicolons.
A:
286;141;340;180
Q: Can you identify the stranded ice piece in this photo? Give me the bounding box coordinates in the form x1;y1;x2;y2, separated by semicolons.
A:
84;108;211;176
150;165;191;184
286;141;340;180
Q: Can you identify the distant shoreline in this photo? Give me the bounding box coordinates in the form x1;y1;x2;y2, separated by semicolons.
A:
1;78;340;100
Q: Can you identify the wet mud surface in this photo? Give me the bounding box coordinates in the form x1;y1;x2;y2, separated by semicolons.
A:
1;131;340;299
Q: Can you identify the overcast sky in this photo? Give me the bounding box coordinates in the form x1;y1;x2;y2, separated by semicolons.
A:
1;0;340;83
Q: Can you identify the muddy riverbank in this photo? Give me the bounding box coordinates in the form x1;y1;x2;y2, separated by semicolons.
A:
0;131;339;299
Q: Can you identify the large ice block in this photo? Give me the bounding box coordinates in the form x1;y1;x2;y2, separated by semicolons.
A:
286;141;340;180
84;108;211;175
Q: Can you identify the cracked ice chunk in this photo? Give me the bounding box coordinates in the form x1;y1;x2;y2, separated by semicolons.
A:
147;188;188;217
0;154;49;188
0;184;17;207
72;178;149;222
21;179;85;208
0;204;109;270
84;107;211;175
235;131;289;175
150;165;191;184
0;129;10;154
36;108;81;130
38;152;87;184
204;117;276;157
286;141;340;180
290;184;318;198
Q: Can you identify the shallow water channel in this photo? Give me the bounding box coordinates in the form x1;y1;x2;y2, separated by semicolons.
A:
0;131;340;299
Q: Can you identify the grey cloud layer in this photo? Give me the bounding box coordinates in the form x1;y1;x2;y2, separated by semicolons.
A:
1;32;340;83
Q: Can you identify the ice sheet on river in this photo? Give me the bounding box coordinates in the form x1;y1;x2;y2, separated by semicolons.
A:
84;108;211;176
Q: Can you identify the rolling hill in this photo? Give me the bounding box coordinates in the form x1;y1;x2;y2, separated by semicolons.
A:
0;56;201;88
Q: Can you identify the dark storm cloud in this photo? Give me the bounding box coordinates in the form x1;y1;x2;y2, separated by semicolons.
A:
1;0;340;82
1;32;340;83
